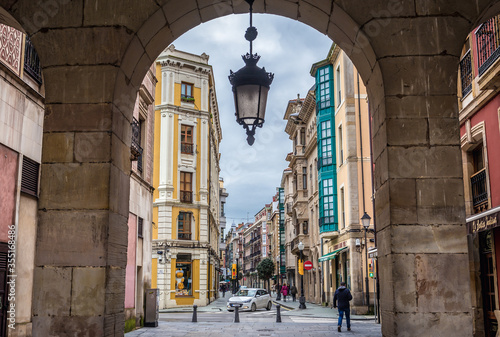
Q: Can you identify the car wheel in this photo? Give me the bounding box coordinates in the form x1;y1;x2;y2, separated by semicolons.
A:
251;303;256;312
266;301;272;311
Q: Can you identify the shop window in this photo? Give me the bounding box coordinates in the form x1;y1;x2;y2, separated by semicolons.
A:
181;125;194;154
178;212;192;240
175;254;192;296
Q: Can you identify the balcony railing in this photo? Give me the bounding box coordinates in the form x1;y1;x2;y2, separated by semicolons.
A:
131;118;143;161
460;50;472;97
476;15;500;76
181;142;194;154
180;191;192;203
24;36;42;84
471;168;488;212
178;232;192;240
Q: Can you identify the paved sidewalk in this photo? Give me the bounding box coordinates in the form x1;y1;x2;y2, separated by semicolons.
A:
159;292;376;321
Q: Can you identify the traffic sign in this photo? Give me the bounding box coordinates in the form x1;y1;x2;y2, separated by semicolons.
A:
304;261;313;270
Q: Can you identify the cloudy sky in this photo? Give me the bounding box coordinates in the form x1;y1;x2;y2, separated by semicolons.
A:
173;14;332;229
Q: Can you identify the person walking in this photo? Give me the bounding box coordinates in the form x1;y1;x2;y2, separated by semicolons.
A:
333;282;353;332
290;284;297;302
282;283;288;302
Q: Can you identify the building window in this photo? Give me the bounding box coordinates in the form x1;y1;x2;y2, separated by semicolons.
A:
21;156;39;197
340;187;345;229
178;212;192;240
181;125;194;154
471;144;488;213
338;124;343;164
319;120;333;167
321;179;335;226
302;167;307;190
460;49;472;97
175;254;192;296
138;217;143;238
300;129;305;145
309;164;313;191
336;65;341;106
181;82;194;102
303;221;308;235
180;172;193;203
318;67;331;109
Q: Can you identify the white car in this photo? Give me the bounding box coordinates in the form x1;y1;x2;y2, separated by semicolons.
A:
227;288;273;312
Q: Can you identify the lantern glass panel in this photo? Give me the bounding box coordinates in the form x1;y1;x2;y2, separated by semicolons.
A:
235;84;269;126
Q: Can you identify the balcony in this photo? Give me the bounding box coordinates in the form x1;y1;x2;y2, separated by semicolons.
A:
318;156;333;170
178;232;192;240
319;217;339;239
24;36;42;84
181;142;194;154
471;168;488;214
180;191;192;203
459;50;472;97
477;15;500;90
290;235;309;255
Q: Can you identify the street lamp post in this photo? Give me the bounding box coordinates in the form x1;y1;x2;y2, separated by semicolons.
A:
361;212;371;312
298;241;306;309
276;255;281;300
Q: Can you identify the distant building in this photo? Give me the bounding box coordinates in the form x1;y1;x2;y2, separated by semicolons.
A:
458;16;500;336
311;44;374;312
0;25;43;335
125;64;157;329
151;46;222;308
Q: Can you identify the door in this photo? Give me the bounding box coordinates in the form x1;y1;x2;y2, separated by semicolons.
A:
480;231;498;337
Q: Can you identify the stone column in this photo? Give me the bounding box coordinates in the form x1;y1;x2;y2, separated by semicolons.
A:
372;54;472;335
35;67;130;335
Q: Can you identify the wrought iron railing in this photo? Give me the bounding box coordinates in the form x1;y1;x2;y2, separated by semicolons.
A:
180;191;192;203
181;142;193;154
131;118;143;161
476;15;500;76
471;168;488;209
24;36;42;84
460;50;473;97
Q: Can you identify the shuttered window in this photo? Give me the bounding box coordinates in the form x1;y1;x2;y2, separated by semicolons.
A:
21;156;39;197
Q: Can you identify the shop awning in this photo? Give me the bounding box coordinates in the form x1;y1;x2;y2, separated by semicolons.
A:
318;247;348;262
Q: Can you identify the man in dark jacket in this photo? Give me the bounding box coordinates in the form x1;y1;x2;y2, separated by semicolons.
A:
333;282;353;332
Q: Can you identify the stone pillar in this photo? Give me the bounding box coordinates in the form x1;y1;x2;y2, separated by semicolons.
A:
34;69;130;335
372;53;473;335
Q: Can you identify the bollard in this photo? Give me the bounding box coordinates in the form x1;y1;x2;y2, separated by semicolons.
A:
234;305;240;323
192;304;198;323
276;304;282;323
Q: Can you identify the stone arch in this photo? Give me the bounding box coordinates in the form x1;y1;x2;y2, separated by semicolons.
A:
114;1;382;124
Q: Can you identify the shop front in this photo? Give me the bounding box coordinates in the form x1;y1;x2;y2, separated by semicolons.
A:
467;208;500;337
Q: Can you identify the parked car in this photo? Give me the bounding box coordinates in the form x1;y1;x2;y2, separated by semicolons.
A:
227;288;272;312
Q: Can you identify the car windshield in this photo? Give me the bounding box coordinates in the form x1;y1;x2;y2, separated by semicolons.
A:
236;289;256;297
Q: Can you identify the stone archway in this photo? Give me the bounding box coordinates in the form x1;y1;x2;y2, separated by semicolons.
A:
0;0;498;335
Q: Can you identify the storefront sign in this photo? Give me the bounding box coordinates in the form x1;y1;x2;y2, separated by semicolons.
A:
467;211;500;234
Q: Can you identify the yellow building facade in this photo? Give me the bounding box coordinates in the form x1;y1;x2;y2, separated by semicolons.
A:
152;45;222;308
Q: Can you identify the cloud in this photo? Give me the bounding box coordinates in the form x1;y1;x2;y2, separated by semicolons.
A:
172;13;332;227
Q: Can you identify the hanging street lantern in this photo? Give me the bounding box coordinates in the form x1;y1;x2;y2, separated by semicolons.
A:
228;0;274;146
